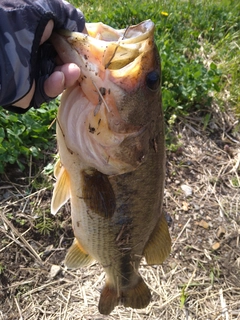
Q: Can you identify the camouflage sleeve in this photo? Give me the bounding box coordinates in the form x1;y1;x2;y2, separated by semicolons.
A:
0;0;85;113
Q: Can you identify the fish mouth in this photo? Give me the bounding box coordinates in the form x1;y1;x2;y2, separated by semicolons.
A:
51;20;158;175
85;20;154;71
52;20;155;76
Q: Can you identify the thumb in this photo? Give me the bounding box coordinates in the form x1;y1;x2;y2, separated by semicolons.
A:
40;20;54;45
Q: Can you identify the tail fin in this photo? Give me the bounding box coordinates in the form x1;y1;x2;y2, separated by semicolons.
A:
98;283;119;315
122;277;151;310
98;277;151;315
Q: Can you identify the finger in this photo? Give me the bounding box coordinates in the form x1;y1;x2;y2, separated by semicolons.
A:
54;63;81;87
44;71;64;98
40;20;54;45
44;63;80;97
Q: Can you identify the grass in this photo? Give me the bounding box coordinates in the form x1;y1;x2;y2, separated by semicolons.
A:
0;0;239;172
0;100;58;173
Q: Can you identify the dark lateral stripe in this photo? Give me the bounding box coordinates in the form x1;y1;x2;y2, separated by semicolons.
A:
82;169;116;218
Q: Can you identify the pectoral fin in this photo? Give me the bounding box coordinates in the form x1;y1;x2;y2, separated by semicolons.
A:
82;169;116;218
65;238;94;268
143;213;171;265
51;165;70;215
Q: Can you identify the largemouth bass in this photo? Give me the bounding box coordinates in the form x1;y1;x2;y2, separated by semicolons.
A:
50;20;171;315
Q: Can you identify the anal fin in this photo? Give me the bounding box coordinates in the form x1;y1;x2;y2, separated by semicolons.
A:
144;213;171;265
65;238;94;269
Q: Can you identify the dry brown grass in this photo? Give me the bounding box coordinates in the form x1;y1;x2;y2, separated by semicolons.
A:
0;106;239;319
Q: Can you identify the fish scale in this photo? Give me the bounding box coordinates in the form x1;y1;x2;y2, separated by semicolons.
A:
51;20;171;315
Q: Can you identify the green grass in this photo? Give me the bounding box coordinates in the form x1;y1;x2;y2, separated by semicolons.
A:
0;100;58;173
0;0;239;173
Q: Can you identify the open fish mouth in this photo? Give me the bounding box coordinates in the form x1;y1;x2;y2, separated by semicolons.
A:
52;20;155;74
51;20;160;175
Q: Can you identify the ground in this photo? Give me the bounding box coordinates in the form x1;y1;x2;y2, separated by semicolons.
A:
0;106;239;320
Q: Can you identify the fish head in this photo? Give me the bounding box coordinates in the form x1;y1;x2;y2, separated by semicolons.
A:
51;20;162;175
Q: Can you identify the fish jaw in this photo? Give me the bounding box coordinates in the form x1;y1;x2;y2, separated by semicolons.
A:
51;20;156;89
51;20;161;175
51;20;159;113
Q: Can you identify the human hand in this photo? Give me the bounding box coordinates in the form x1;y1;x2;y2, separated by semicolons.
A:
0;0;86;113
15;20;86;109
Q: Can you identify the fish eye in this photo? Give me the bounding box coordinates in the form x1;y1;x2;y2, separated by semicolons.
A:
146;71;160;91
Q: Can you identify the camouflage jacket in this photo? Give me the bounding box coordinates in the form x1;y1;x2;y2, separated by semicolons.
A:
0;0;85;113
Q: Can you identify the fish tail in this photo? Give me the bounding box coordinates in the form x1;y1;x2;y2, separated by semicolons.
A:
122;276;151;310
98;282;119;315
98;276;151;315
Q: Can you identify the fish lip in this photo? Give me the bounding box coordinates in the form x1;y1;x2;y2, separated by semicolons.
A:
53;20;155;72
57;19;154;43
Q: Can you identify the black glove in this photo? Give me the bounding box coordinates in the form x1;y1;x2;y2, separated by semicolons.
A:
0;0;85;113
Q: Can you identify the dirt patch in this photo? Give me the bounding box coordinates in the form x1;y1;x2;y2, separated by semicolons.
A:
0;108;239;319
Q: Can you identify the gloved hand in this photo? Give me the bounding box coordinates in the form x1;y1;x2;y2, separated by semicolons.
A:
0;0;86;113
